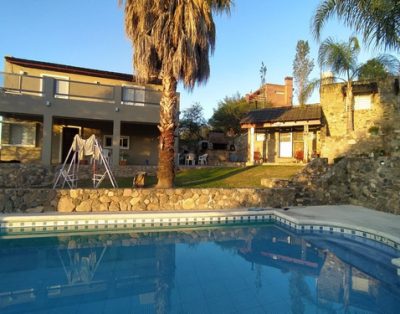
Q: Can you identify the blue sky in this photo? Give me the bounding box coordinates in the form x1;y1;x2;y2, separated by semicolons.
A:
0;0;396;119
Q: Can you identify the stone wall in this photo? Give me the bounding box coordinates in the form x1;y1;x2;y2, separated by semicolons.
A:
320;77;400;162
1;158;398;215
289;157;400;214
0;163;157;188
0;164;54;188
0;187;297;213
346;157;400;214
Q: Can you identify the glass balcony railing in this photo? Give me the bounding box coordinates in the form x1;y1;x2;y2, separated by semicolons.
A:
55;79;115;102
0;72;43;96
0;72;161;106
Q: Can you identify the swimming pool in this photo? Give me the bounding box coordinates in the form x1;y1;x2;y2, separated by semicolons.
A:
0;223;399;313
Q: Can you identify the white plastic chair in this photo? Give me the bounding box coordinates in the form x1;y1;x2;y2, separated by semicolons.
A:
185;153;196;166
198;154;208;165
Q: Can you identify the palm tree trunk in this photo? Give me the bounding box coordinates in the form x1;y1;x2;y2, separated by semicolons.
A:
346;81;354;132
156;74;178;188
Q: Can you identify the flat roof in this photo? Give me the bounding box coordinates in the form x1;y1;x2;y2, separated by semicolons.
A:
5;56;161;85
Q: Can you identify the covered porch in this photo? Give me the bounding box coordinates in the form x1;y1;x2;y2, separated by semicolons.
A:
240;106;323;164
0;113;159;167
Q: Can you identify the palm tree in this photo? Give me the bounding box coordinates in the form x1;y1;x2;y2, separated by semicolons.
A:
317;37;399;132
358;54;400;80
318;36;360;132
122;0;232;188
312;0;400;51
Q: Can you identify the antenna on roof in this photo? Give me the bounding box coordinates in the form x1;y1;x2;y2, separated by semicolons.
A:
260;62;267;86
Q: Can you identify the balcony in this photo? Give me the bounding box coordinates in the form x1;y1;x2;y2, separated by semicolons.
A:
0;72;162;124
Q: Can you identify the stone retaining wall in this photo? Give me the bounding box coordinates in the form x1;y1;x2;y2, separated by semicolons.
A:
1;158;398;214
0;164;54;188
289;157;400;214
0;164;157;188
346;157;400;213
0;187;299;213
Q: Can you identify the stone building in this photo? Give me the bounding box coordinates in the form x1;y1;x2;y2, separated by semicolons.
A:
320;77;400;162
241;76;400;164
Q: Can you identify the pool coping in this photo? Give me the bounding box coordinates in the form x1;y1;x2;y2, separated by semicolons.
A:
1;205;400;251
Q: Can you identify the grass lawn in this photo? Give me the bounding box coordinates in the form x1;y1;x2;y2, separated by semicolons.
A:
175;165;304;188
81;165;304;188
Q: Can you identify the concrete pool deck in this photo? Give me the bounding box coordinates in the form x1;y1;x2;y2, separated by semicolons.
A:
0;204;399;248
276;204;400;244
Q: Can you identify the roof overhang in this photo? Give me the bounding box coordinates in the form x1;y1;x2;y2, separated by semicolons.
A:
5;56;162;85
241;119;321;129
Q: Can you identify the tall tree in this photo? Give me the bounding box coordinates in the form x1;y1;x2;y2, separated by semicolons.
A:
293;40;314;105
179;102;206;141
358;55;399;80
312;0;400;51
209;93;253;135
123;0;232;188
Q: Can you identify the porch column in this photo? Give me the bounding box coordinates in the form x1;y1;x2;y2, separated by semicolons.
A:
248;127;255;164
112;119;121;167
303;124;309;162
114;86;122;105
41;113;53;166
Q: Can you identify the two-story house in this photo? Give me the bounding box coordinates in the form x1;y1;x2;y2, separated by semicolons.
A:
0;56;170;167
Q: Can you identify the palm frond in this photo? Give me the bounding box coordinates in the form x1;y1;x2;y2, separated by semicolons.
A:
356;54;400;80
311;0;338;41
123;0;232;89
318;37;360;80
312;0;400;51
303;78;321;104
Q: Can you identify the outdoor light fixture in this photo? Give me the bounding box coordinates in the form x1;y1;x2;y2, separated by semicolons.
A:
115;107;120;112
45;101;51;107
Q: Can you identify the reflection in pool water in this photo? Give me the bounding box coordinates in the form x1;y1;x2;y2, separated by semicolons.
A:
0;225;399;313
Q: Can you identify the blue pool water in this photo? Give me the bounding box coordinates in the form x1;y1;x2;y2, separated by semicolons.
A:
0;224;399;314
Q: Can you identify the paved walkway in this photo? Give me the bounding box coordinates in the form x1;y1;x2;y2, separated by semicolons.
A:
273;204;400;246
1;204;399;244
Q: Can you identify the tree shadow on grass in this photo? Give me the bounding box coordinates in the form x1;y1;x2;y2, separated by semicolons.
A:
176;166;257;187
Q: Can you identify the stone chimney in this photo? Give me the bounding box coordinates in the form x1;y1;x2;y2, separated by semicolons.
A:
321;71;334;85
284;76;293;106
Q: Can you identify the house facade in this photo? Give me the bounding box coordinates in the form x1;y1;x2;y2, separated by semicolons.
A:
241;76;400;164
0;57;170;167
241;105;323;163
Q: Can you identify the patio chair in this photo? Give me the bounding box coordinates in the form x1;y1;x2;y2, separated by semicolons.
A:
198;154;208;165
185;153;196;166
254;152;263;164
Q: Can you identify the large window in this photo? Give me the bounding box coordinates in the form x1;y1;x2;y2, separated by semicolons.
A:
122;86;145;106
0;120;37;147
354;95;372;110
103;135;130;150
